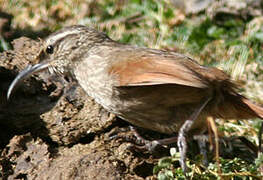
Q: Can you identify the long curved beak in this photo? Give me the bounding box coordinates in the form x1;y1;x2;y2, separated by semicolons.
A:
7;62;49;100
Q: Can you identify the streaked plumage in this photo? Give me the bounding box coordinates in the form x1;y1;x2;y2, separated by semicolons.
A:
8;25;263;135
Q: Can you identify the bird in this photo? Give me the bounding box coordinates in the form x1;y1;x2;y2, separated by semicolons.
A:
7;25;263;172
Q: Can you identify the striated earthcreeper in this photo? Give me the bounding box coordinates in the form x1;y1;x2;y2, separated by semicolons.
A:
7;25;263;172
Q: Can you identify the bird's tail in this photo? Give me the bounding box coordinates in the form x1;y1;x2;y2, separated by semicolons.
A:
203;67;263;120
216;92;263;120
240;97;263;119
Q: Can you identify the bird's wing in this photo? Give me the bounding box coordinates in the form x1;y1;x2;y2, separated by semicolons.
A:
108;51;208;88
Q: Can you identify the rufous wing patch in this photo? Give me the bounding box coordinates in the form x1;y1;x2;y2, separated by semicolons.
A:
108;57;207;88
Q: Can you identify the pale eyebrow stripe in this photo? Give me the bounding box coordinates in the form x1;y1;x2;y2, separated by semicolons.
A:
46;28;81;45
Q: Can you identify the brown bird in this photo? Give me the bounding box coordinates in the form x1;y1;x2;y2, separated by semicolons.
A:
7;25;263;171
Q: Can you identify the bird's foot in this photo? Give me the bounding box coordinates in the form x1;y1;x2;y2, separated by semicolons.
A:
108;125;177;152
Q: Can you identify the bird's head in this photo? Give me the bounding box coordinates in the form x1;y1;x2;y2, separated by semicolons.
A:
7;25;111;99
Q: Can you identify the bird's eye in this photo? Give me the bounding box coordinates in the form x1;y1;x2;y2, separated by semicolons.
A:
46;45;54;54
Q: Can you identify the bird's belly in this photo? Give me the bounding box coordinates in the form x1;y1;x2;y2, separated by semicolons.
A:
106;97;208;135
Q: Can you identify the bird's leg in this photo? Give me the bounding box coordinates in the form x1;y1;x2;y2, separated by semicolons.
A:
128;97;211;158
109;97;211;167
177;97;211;172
